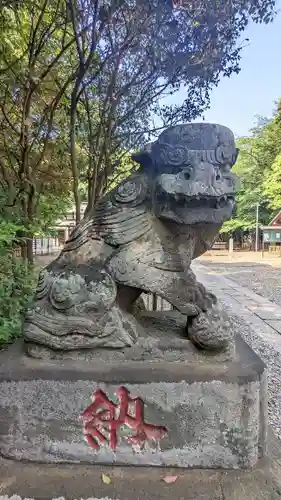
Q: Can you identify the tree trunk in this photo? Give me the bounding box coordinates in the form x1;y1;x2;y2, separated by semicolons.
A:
20;193;36;265
20;241;27;262
20;232;34;265
26;236;34;265
70;99;81;223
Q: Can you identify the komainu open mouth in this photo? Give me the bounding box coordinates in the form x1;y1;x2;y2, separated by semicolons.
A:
174;194;235;210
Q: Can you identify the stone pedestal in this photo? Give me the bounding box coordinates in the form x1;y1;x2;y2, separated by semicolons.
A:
0;312;267;469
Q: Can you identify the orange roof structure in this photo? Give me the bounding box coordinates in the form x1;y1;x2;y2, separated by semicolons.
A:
269;210;281;226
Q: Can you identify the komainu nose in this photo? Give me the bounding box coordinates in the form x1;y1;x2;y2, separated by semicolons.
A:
193;164;217;185
181;165;194;181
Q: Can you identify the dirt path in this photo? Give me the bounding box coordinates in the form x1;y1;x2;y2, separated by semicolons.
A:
199;250;281;268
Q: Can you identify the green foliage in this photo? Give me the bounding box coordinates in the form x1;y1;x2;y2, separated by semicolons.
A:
33;193;73;236
0;254;37;345
106;154;138;193
263;152;281;211
220;218;253;234
0;220;37;345
221;102;281;234
0;219;23;245
0;0;74;261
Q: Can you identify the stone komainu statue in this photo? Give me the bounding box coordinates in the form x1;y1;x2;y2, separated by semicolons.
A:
23;123;239;357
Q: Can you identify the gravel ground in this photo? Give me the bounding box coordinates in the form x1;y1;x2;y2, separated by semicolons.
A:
197;260;281;439
200;260;281;307
222;305;281;440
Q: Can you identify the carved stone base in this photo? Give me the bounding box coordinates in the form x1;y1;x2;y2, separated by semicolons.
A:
0;312;267;469
24;309;235;361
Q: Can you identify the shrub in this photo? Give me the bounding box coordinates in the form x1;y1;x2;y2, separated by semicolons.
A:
0;220;37;345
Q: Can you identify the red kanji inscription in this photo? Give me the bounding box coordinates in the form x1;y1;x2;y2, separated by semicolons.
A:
81;386;167;451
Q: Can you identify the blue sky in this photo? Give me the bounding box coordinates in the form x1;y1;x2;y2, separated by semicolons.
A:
165;5;281;139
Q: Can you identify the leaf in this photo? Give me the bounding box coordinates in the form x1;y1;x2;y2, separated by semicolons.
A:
102;473;112;484
162;475;178;484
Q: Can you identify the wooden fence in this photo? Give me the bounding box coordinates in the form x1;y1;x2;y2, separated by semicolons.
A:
12;237;62;258
32;237;61;255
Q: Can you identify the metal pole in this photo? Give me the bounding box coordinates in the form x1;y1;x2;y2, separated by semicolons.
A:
255;203;259;252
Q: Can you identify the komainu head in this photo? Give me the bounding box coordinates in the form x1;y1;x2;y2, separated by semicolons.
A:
133;123;239;226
